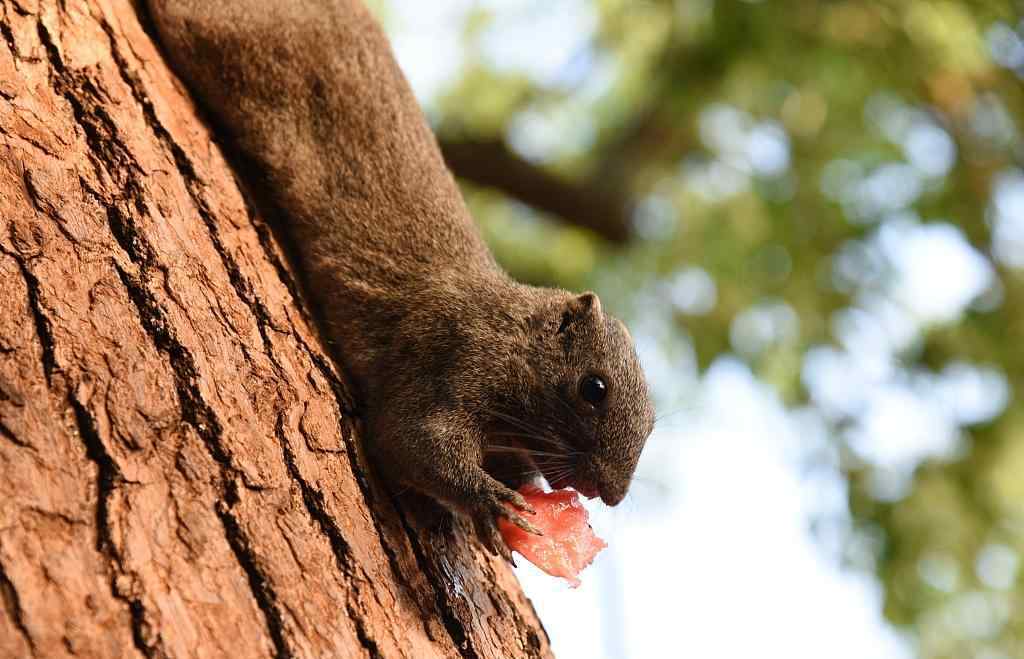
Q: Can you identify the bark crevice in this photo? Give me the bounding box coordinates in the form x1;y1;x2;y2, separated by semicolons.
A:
0;416;29;449
349;608;385;659
275;415;357;576
0;8;20;61
1;246;57;385
67;394;154;659
0;559;35;654
275;414;389;659
217;490;293;659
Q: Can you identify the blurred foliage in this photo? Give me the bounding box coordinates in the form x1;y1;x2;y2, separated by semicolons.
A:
380;1;1024;656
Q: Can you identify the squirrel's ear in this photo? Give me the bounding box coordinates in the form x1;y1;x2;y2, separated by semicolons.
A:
569;292;601;317
558;292;602;333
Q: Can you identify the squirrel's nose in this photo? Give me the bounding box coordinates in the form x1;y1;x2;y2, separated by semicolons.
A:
582;456;627;506
599;484;626;506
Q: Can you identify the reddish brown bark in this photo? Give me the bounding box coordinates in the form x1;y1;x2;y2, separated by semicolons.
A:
0;1;552;657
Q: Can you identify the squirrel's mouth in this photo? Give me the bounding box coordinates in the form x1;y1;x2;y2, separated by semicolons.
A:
546;471;599;500
521;454;603;502
484;435;599;500
543;454;622;505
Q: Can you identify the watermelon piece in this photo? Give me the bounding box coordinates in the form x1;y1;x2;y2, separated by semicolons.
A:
498;486;607;588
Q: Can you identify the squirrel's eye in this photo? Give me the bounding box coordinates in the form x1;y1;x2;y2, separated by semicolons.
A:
579;375;608;406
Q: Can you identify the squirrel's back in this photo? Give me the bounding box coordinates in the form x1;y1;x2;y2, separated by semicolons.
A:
147;0;499;383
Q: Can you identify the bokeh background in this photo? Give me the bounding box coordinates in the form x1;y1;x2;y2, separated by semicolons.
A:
368;2;1023;657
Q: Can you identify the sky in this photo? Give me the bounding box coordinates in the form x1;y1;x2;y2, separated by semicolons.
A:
376;2;1016;657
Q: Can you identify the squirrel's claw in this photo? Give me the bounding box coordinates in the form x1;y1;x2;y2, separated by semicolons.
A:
487;484;541;534
503;510;543;536
501;489;537;515
470;482;542;563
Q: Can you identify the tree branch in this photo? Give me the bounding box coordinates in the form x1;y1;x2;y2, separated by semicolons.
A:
440;136;634;243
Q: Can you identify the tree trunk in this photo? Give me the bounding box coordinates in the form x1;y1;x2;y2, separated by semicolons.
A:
0;1;552;657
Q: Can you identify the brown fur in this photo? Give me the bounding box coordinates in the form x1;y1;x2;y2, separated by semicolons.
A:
145;0;655;558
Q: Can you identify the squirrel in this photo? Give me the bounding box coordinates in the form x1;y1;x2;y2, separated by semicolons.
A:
144;0;655;561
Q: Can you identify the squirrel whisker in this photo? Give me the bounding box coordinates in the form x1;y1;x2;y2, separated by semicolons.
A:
484;411;576;452
484;445;575;460
487;432;581;456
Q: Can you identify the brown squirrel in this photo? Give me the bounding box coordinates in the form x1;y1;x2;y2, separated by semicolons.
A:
145;0;655;561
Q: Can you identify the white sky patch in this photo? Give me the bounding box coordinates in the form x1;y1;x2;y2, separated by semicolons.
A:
386;0;471;103
902;122;956;178
682;158;751;201
698;105;791;180
987;22;1024;70
477;0;598;88
846;164;924;220
507;106;597;163
990;169;1024;268
865;95;956;179
746;121;791;176
699;104;751;159
932;362;1010;426
847;383;962;473
730;301;800;357
632;193;679;240
855;295;922;354
976;544;1020;591
833;302;914;362
803;346;873;418
668;267;718;316
876;219;994;324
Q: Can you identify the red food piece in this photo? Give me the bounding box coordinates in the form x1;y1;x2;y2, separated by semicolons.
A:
499;486;607;588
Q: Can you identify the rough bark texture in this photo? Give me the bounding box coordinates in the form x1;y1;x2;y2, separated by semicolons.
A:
0;1;553;657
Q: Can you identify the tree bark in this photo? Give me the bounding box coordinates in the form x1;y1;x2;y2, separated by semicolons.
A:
0;1;552;657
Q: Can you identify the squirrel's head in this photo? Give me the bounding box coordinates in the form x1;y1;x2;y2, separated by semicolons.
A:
494;290;655;506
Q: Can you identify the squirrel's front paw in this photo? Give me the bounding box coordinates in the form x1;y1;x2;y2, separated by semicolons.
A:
470;482;542;564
